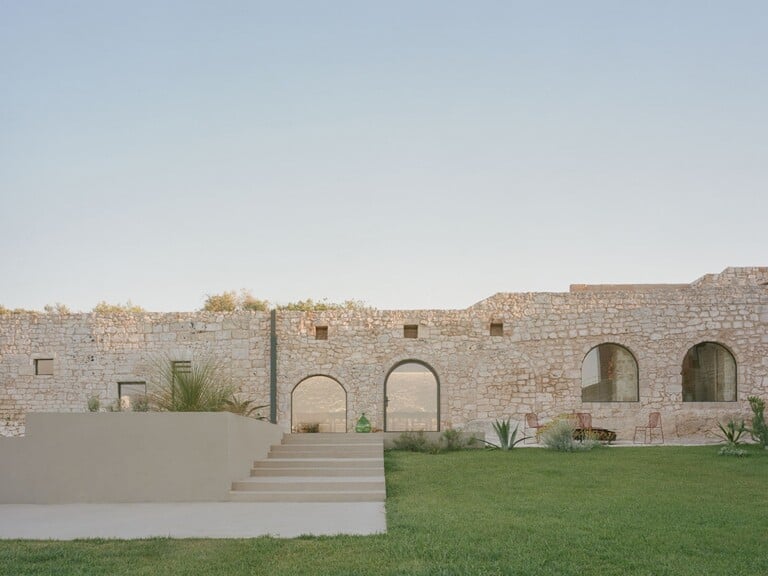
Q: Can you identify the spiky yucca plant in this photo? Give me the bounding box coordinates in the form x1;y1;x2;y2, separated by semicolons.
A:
151;358;235;412
485;418;527;450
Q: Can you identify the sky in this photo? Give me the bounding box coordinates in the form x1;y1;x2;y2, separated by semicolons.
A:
1;1;766;312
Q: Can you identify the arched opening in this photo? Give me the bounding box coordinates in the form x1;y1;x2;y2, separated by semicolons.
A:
581;343;639;402
682;342;737;402
291;375;347;432
385;361;439;431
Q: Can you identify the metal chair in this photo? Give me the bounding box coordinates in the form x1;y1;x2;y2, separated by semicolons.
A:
634;412;664;444
575;412;592;429
525;413;543;443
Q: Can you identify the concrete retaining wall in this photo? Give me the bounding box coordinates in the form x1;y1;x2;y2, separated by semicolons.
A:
0;412;284;503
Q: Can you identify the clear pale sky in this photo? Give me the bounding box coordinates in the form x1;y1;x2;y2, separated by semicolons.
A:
1;1;766;312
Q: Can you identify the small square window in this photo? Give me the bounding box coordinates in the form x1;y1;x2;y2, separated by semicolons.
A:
118;382;147;410
490;322;504;336
315;326;328;340
171;360;192;378
35;358;54;376
404;324;419;339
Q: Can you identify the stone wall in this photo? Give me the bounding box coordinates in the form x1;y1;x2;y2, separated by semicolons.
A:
1;267;767;442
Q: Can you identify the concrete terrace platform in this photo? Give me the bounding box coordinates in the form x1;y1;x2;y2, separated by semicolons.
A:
0;501;387;540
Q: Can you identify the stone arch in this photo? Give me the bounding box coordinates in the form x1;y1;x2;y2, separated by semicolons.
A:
384;360;440;432
681;342;737;402
291;375;348;432
580;343;639;402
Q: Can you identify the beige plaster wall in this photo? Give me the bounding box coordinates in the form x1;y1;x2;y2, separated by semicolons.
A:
0;412;283;504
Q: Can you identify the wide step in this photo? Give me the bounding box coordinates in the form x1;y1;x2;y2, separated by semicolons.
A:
230;433;386;503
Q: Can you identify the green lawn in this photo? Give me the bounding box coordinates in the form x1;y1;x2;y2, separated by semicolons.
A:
2;446;766;576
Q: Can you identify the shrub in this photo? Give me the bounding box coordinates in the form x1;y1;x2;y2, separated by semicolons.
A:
203;290;269;312
440;428;477;451
718;444;749;457
393;431;432;452
150;357;236;412
87;395;100;412
747;396;768;448
132;395;150;412
298;422;320;433
539;416;600;452
43;303;70;314
225;396;268;419
92;301;145;314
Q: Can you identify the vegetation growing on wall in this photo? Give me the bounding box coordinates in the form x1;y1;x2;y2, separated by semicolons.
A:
202;291;368;312
92;301;145;314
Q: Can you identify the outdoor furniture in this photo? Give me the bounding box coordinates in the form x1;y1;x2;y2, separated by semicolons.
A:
574;427;616;443
524;413;543;443
574;412;592;429
634;412;664;444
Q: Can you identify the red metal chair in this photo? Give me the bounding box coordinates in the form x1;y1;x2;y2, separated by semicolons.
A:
575;412;592;429
525;413;543;443
634;412;664;444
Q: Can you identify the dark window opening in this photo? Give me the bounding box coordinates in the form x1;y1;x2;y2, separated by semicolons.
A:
35;358;54;376
404;325;419;339
315;326;328;340
490;322;504;336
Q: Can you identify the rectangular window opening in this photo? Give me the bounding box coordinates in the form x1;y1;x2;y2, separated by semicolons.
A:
171;360;192;377
315;326;328;340
490;322;504;336
35;358;54;376
403;324;419;339
118;381;147;410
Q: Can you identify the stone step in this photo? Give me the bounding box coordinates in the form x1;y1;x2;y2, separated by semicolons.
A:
232;477;385;492
228;490;386;503
283;433;382;444
269;447;381;458
252;466;383;477
253;457;382;469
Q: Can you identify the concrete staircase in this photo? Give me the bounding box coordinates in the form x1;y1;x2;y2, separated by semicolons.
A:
229;433;386;502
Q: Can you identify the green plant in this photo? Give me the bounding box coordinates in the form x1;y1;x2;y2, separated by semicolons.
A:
86;396;100;412
224;396;268;418
92;301;145;314
747;396;768;447
483;418;527;450
393;430;433;452
718;444;748;457
538;415;599;452
132;395;150;412
717;418;747;445
298;422;320;433
150;357;236;412
440;428;477;451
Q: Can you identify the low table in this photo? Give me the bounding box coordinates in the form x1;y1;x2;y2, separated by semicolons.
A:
573;427;616;443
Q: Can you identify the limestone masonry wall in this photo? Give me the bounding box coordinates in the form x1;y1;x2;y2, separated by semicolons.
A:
2;267;767;441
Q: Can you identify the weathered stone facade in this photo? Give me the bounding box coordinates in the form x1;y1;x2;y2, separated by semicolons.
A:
2;267;767;441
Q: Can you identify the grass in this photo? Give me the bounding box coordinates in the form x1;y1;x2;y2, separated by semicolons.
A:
2;446;767;575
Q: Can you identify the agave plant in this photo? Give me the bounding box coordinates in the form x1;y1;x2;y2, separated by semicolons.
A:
225;396;269;419
484;418;527;450
151;357;236;412
716;418;746;446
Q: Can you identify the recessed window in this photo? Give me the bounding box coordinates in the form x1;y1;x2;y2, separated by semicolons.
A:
35;358;54;376
171;360;191;379
490;322;504;336
581;344;639;402
118;382;147;410
682;342;736;402
403;324;419;339
315;326;328;340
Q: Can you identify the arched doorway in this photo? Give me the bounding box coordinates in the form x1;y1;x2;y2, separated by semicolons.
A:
291;375;347;432
384;361;439;431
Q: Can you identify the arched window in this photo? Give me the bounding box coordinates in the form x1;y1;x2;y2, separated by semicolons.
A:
682;342;736;402
291;376;347;433
385;361;439;431
581;344;639;402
